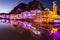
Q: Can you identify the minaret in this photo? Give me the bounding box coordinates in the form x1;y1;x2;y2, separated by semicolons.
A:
53;0;57;15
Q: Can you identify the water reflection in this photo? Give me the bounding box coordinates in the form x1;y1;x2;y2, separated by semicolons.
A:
10;20;60;40
0;19;60;40
0;19;60;32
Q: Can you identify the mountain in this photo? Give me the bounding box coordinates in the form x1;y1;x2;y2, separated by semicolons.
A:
9;3;27;14
9;0;44;14
28;0;44;10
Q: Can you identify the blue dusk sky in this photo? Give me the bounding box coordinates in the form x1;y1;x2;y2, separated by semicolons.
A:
0;0;60;13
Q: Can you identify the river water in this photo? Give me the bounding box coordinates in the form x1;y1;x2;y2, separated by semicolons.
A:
0;21;60;40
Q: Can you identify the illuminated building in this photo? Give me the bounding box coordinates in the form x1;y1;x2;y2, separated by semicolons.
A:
5;15;10;18
32;0;59;23
50;0;58;19
42;8;51;22
21;9;42;19
41;0;58;23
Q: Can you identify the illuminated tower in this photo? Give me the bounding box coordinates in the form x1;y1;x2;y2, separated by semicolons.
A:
51;0;58;19
53;0;57;15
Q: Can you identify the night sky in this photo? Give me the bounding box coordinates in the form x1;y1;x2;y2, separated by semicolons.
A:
0;0;60;13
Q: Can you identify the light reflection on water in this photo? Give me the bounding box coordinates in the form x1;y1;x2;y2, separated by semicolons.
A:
0;19;60;32
0;19;60;40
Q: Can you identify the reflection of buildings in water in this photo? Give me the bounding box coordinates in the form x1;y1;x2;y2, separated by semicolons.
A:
53;24;60;28
0;19;58;30
0;19;60;38
0;19;10;23
0;19;41;35
21;22;41;35
53;18;60;23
